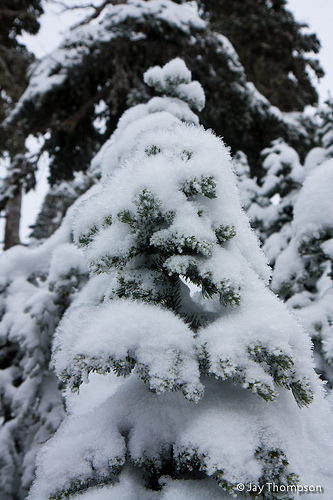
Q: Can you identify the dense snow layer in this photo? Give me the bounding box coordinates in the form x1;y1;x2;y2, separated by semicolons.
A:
28;372;333;500
54;300;203;401
293;159;333;241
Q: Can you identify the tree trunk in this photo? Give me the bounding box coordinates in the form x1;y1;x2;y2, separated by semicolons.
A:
4;188;21;249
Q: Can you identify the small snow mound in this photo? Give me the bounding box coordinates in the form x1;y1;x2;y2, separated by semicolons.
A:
144;58;205;111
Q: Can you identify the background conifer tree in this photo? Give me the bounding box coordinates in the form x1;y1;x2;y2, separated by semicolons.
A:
236;102;333;388
27;60;333;500
315;97;333;162
0;0;43;249
202;0;324;111
241;138;304;266
271;160;333;388
2;0;316;238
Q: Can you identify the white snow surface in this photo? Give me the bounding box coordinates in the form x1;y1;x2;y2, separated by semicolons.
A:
292;159;333;241
144;58;205;111
53;299;203;400
144;58;192;88
28;373;333;500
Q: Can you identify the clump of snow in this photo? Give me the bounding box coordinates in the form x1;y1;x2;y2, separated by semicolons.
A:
292;159;333;242
53;300;203;401
144;58;192;89
144;59;205;112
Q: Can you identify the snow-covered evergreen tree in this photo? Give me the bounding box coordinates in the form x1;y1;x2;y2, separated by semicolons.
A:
0;209;89;499
304;97;333;174
0;0;44;249
233;150;260;213
272;160;333;388
318;97;333;157
239;103;333;388
28;60;333;500
243;138;304;266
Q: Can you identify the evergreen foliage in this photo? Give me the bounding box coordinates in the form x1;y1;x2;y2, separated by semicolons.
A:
316;97;333;159
0;0;43;131
203;0;324;111
27;60;333;500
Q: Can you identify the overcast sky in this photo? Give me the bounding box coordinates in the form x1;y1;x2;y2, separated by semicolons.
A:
288;0;333;101
14;0;333;242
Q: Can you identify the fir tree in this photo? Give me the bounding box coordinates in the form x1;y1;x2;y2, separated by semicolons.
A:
28;60;333;500
3;0;311;207
242;138;304;266
203;0;324;111
271;159;333;388
298;97;333;178
318;98;333;151
0;0;44;249
240;104;333;388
